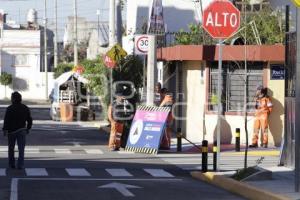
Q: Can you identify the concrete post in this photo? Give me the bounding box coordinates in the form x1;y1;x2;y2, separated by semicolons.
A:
146;35;156;106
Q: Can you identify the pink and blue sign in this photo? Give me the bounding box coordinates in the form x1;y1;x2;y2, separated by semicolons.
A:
125;106;171;154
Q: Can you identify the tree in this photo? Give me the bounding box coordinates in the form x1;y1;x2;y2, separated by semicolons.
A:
0;72;12;99
175;5;284;45
62;41;88;63
53;63;73;79
82;57;110;106
175;24;213;45
237;5;284;45
113;55;143;89
82;55;143;108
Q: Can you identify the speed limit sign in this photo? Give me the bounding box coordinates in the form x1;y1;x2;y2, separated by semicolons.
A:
135;35;149;55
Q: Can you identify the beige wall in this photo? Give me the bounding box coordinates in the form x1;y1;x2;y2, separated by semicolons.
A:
267;63;285;147
181;61;206;142
181;61;285;146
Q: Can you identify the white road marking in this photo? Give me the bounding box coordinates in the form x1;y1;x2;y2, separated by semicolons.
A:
144;169;174;178
0;168;6;176
10;178;182;200
117;151;135;154
84;149;104;154
0;147;7;152
54;149;72;154
25;168;49;176
98;182;141;197
66;168;91;177
25;148;39;154
106;169;133;177
10;178;18;200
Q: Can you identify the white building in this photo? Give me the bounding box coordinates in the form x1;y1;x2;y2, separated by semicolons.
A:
63;16;100;47
87;23;109;59
0;12;54;100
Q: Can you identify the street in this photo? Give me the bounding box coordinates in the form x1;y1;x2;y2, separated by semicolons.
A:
0;107;244;200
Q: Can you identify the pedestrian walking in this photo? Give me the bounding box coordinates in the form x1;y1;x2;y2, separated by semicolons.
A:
2;92;32;169
249;86;273;148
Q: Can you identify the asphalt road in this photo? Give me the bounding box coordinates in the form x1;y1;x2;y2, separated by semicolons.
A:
0;107;245;200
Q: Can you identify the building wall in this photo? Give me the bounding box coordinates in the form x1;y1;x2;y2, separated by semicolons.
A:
181;61;206;142
180;60;285;146
0;30;54;100
267;62;285;147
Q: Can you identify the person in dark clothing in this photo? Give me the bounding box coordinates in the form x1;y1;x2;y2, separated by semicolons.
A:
2;92;32;169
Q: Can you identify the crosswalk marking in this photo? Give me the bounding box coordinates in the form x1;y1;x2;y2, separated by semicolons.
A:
1;168;177;178
66;168;91;177
25;148;39;154
54;149;72;154
143;169;174;178
0;147;7;152
0;168;6;176
25;168;48;176
106;168;133;177
84;149;103;154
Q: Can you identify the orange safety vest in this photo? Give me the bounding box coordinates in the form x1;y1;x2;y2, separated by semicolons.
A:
255;97;273;116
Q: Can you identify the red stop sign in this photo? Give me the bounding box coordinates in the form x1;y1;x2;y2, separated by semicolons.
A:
202;0;240;39
104;55;116;68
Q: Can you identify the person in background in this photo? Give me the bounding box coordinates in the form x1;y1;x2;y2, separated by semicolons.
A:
159;88;174;150
154;82;162;106
249;86;273;148
2;92;32;169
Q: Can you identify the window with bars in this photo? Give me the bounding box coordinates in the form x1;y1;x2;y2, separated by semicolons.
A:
208;62;264;112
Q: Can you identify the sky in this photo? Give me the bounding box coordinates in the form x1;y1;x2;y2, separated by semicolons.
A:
0;0;110;41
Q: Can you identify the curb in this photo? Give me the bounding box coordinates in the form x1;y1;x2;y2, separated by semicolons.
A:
191;171;291;200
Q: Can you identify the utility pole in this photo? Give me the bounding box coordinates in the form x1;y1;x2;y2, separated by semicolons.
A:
97;9;100;36
146;35;156;106
73;0;78;66
116;0;122;44
295;6;300;193
109;0;116;46
44;0;48;100
109;0;116;104
54;0;58;69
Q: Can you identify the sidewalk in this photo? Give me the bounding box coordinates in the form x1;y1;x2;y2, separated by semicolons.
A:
174;141;299;200
246;166;300;200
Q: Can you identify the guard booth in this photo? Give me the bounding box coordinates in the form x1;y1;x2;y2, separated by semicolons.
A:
49;71;96;122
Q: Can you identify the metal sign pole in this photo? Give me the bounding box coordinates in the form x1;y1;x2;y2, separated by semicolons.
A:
216;39;223;171
295;7;300;193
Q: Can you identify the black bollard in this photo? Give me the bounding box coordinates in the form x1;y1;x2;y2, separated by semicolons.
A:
202;140;208;172
235;128;240;152
177;128;182;152
213;141;217;171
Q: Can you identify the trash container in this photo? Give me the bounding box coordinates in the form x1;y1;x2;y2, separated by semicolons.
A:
60;103;73;122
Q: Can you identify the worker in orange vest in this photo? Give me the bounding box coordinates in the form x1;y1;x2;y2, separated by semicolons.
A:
159;88;174;150
108;92;131;151
249;86;273;148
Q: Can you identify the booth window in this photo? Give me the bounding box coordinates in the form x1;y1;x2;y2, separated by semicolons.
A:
208;62;264;112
